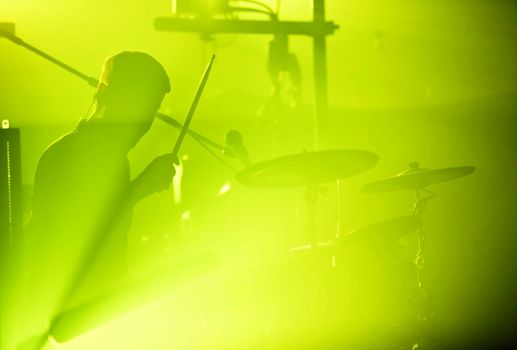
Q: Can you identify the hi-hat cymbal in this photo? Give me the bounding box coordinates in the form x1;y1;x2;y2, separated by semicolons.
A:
288;215;421;254
236;149;379;188
360;163;475;193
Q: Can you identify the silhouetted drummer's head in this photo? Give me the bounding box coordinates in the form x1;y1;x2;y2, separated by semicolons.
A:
93;51;170;146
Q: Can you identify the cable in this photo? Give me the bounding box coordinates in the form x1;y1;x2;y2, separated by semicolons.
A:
228;6;277;20
275;0;281;15
231;0;275;14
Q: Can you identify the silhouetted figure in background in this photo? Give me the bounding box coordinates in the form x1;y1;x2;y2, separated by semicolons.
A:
25;51;177;334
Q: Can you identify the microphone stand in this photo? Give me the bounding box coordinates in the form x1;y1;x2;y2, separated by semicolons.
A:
0;29;237;173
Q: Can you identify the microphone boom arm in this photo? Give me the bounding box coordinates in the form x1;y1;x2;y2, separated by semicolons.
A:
1;30;234;168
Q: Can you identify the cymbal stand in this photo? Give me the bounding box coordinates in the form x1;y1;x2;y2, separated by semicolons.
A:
335;179;344;239
411;187;437;350
305;183;321;248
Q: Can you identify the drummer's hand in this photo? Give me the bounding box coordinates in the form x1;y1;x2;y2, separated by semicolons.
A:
131;153;179;201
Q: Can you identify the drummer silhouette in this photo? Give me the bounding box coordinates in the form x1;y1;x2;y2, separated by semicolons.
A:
25;51;177;340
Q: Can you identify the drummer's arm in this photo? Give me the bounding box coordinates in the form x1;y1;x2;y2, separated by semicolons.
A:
128;153;178;205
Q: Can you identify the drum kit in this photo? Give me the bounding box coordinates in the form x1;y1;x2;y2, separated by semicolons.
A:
234;149;476;348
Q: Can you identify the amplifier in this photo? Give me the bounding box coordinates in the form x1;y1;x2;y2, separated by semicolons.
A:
0;121;23;249
0;120;23;349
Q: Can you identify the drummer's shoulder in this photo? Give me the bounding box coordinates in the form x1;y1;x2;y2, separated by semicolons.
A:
38;128;82;167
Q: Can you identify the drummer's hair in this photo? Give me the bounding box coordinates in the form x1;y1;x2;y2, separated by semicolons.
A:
100;51;170;94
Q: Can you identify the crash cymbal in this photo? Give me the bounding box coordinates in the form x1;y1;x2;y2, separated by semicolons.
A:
360;162;475;193
236;149;379;188
342;215;422;245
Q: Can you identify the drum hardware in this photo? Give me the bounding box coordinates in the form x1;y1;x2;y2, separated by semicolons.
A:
236;149;379;249
360;161;476;349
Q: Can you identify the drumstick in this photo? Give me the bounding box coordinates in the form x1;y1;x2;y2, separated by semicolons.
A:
171;54;216;158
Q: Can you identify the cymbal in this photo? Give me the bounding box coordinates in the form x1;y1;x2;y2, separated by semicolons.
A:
288;242;336;253
288;216;421;253
342;215;422;245
236;149;379;188
360;163;475;193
